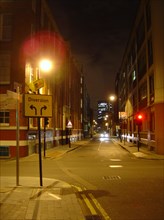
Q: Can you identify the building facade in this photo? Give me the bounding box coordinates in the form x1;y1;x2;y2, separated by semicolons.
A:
115;0;164;154
0;0;88;158
97;101;109;132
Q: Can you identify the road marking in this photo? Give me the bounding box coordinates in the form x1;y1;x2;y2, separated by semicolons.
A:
110;159;121;162
72;185;111;220
88;193;111;220
109;165;123;168
81;193;97;215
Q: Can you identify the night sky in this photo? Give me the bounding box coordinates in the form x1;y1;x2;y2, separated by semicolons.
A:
47;0;139;109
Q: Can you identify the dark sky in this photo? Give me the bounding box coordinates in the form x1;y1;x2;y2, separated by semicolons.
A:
47;0;139;109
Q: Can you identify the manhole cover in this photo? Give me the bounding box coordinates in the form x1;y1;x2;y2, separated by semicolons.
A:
103;175;121;180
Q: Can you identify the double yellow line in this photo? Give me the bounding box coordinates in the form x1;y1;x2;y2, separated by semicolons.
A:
73;185;111;220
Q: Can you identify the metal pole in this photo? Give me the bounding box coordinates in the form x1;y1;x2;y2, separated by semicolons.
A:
37;67;43;186
43;123;46;158
137;125;140;152
69;136;71;148
38;117;43;186
124;119;125;145
16;86;20;186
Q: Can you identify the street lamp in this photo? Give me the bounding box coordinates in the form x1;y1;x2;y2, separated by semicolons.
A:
108;95;116;136
37;58;52;186
39;59;52;72
109;95;116;102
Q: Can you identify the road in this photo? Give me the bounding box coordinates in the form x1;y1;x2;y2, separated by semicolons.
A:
1;136;164;220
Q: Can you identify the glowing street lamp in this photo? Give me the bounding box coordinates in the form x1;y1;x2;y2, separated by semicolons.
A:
39;59;52;72
109;95;116;102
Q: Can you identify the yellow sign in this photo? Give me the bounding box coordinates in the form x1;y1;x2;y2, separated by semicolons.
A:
24;94;52;117
28;79;44;92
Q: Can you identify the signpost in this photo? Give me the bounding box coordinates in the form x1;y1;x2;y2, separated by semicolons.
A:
24;93;52;186
66;120;73;148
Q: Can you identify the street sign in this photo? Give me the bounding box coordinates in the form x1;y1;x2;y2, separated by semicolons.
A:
28;79;44;92
0;91;22;110
24;94;52;117
66;120;73;128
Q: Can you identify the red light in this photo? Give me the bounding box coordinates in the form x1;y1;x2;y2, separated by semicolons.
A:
137;114;143;120
135;113;143;126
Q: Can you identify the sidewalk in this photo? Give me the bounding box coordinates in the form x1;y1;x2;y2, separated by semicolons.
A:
0;176;85;220
112;138;164;160
0;139;90;220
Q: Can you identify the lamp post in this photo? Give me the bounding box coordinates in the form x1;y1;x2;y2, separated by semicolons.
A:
37;59;52;187
109;95;116;136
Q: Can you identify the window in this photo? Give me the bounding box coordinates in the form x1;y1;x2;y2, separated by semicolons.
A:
149;74;154;104
129;69;137;90
149;74;154;95
131;41;136;64
128;74;132;91
0;53;10;84
0;111;10;124
146;1;151;31
139;81;147;108
150;112;155;132
0;13;12;41
148;38;153;67
32;0;36;13
139;81;147;101
133;91;137;110
136;17;145;51
138;48;146;80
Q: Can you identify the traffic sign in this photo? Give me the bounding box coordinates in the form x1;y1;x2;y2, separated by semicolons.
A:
24;94;52;117
66;120;73;128
28;79;44;92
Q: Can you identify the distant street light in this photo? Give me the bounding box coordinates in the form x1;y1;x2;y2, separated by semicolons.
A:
109;95;116;102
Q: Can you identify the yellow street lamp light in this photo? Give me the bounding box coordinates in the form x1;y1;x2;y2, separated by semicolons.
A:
39;59;52;72
109;95;116;102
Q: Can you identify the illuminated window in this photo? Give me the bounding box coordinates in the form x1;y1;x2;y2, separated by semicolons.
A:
132;70;136;81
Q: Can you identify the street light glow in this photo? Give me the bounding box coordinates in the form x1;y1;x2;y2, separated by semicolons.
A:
39;59;52;72
109;95;115;101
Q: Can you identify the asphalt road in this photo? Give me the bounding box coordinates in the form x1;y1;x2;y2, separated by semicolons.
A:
1;137;164;220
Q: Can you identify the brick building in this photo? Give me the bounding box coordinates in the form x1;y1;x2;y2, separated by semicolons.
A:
0;0;88;157
115;0;164;154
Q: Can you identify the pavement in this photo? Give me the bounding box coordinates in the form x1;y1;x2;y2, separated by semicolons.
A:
112;138;164;160
0;138;164;220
